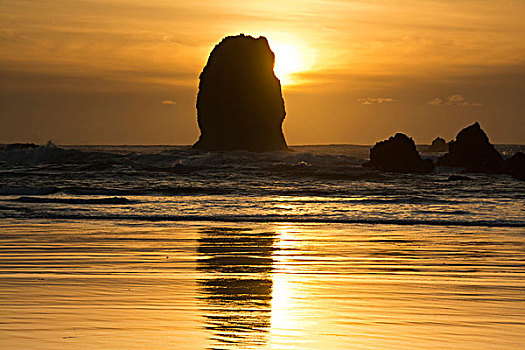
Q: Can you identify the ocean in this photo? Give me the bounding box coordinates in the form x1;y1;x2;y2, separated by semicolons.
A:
0;143;524;349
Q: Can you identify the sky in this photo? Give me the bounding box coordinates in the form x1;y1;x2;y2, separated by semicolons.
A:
1;0;524;145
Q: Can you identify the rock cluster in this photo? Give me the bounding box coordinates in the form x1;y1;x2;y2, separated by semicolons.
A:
365;133;434;173
362;122;523;180
193;34;287;151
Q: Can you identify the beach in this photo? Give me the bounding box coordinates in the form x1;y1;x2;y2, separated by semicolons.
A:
0;144;524;349
1;221;524;349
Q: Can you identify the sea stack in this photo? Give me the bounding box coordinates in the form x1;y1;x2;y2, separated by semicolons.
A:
193;34;288;151
365;133;434;173
437;122;503;173
427;137;448;152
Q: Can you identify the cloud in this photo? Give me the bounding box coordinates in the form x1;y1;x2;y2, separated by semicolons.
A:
427;97;442;105
447;94;464;104
358;97;397;105
162;99;176;105
428;94;482;107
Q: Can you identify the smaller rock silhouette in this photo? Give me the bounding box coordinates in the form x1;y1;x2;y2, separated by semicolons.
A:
437;122;503;173
427;137;448;152
504;152;525;181
365;133;434;173
193;34;287;151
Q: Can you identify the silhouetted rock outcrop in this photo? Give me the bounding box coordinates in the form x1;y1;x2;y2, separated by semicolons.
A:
193;34;287;151
437;122;503;173
365;133;434;173
504;152;525;181
427;137;448;152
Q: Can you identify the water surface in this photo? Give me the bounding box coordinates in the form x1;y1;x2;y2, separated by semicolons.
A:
1;221;523;349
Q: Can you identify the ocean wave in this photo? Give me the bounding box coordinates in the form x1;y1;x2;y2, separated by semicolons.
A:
9;196;135;205
2;144;523;228
63;186;232;196
0;184;470;204
0;141;122;165
0;185;59;196
0;185;234;197
2;212;522;228
0;143;367;175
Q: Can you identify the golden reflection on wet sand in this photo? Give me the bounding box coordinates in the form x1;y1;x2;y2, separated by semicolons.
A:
268;224;525;350
0;222;524;349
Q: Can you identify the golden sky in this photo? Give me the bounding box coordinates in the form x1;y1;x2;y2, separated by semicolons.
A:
1;0;524;144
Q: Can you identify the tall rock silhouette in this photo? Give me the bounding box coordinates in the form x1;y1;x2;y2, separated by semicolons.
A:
193;34;288;151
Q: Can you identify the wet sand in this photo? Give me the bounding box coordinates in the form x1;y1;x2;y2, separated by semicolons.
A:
0;220;524;349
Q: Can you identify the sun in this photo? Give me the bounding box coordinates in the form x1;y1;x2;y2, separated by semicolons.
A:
271;43;301;79
268;39;314;85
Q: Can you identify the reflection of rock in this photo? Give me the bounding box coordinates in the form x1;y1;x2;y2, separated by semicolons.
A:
197;228;276;348
365;133;434;173
437;122;504;173
427;137;448;152
504;152;525;181
194;34;288;151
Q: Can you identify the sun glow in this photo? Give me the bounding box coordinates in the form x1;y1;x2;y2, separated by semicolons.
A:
268;39;315;86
